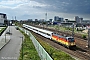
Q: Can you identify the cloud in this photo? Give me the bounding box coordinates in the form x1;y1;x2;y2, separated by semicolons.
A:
0;0;29;5
0;0;48;8
0;0;50;19
34;0;90;14
0;0;90;20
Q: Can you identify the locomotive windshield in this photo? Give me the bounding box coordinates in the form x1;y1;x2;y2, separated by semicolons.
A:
68;38;74;42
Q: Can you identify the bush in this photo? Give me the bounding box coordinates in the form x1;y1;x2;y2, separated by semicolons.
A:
82;35;86;39
65;27;72;31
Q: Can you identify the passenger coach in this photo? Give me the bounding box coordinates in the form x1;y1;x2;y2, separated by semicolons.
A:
23;24;76;48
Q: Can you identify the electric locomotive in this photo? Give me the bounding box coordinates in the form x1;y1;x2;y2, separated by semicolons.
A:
51;33;76;48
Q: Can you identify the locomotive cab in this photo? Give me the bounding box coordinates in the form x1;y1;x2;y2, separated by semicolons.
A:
66;37;76;47
67;37;75;42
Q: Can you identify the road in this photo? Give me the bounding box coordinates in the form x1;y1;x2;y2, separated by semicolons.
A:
0;26;24;60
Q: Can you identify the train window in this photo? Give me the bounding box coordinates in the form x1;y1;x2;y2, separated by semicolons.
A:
68;38;74;42
47;33;50;36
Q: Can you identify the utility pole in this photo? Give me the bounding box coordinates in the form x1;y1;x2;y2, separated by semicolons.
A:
8;20;10;33
20;36;23;60
5;33;6;43
88;29;90;48
72;23;74;37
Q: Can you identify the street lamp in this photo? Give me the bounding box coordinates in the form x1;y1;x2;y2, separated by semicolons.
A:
8;20;10;32
9;21;12;33
20;36;23;60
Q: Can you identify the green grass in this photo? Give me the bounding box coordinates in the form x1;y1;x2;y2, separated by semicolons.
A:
48;25;88;37
0;27;6;33
0;27;6;36
15;22;23;27
33;33;75;60
19;30;40;60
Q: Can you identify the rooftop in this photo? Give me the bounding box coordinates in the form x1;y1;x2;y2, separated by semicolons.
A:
0;13;6;15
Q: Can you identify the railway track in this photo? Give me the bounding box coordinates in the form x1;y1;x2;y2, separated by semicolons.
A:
23;25;90;60
30;24;89;50
23;24;90;60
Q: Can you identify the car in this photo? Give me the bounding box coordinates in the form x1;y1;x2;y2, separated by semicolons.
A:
15;26;19;30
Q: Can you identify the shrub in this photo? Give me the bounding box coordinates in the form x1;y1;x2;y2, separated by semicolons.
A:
82;35;86;39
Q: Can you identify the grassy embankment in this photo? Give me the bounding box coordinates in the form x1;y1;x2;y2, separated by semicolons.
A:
0;27;6;32
19;29;40;60
0;27;6;35
33;33;75;60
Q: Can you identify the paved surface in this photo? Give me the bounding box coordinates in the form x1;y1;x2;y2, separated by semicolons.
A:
0;26;24;60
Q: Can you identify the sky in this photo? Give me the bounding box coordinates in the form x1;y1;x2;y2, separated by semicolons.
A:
0;0;90;20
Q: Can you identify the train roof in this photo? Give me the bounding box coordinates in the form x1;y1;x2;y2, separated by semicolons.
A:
23;24;53;34
53;33;73;39
31;26;53;34
38;28;53;34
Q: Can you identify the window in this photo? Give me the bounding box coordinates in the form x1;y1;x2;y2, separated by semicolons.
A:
47;33;50;36
68;38;74;42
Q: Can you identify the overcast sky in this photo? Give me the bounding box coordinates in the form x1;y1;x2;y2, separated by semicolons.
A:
0;0;90;20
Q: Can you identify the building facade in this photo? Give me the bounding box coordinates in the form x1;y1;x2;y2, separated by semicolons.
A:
54;16;64;23
75;16;83;23
54;16;59;21
75;16;79;23
79;18;83;23
0;13;7;25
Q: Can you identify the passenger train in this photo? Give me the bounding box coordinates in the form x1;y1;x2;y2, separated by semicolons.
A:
23;24;76;48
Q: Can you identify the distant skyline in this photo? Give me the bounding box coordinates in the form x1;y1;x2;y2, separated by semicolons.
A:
0;0;90;20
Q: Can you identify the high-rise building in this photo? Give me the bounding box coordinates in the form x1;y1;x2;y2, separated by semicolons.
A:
54;16;64;23
75;16;83;23
75;16;80;23
54;16;59;21
58;17;64;22
79;18;83;23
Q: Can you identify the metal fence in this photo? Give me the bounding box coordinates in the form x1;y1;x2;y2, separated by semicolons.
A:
19;27;53;60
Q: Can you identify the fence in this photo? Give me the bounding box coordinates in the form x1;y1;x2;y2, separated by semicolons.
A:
19;27;53;60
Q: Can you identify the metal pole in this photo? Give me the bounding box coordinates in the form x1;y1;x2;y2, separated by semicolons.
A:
22;37;23;60
20;36;23;60
8;20;9;31
9;21;10;33
5;33;6;43
72;23;74;37
88;29;90;48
